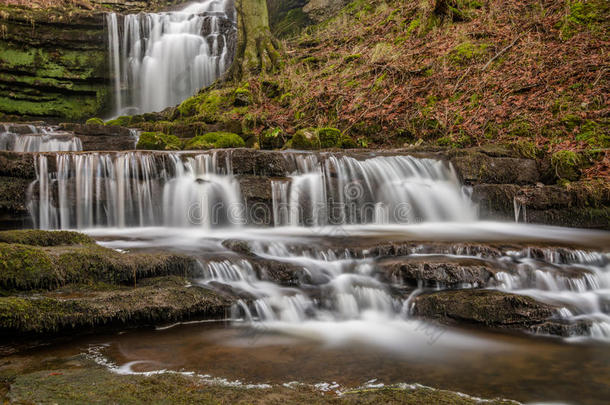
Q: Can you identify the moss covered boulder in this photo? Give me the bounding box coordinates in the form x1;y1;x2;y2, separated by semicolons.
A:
184;132;245;150
259;127;286;150
290;128;321;150
136;132;183;151
0;241;198;292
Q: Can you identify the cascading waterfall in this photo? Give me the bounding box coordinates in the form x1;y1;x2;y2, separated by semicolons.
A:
0;124;82;152
491;250;610;341
29;151;242;229
26;150;609;343
106;0;234;116
272;154;477;226
28;152;476;229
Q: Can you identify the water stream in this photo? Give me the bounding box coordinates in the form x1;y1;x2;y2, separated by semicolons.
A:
106;0;234;116
19;149;610;403
0;124;82;152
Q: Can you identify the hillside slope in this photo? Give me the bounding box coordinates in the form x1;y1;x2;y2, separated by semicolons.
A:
147;0;607;180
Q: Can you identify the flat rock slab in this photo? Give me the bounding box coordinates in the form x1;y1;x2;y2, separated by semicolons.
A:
0;277;231;337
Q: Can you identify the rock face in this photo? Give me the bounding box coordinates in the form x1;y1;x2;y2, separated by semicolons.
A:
378;256;496;288
412;289;557;329
0;8;110;121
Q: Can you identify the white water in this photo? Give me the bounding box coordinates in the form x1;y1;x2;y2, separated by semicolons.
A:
0;124;82;152
29;151;241;229
26;150;610;344
491;251;610;342
106;0;234;116
273;154;476;226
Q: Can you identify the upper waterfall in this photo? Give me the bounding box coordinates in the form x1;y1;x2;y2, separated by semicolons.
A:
106;0;235;116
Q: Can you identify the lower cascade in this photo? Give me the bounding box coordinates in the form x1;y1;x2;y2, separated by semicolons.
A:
106;0;235;116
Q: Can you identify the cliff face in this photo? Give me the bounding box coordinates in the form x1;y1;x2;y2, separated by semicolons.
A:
0;8;109;121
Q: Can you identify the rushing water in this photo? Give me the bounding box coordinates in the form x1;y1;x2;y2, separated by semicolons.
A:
0;124;82;152
26;150;610;346
106;0;234;116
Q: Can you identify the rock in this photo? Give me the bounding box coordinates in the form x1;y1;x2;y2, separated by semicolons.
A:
0;230;94;246
0;152;36;179
473;182;610;229
222;239;255;256
0;8;109;121
378;256;496;287
412;289;556;330
60;123;137;151
451;153;540;185
5;360;518;404
0;242;199;291
0;276;231;337
238;176;273;226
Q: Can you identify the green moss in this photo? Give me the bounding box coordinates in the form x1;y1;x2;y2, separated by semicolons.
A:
339;134;359;149
512;140;542;159
85;117;104;126
302;56;319;66
317;127;341;148
0;230;93;246
233;86;252;106
105;115;132;127
508;119;533;138
259;127;285;150
343;54;362;64
136;132;183;151
552;150;584;181
291;128;321;150
560;0;609;39
0;42;108;120
449;41;490;65
184;132;245;150
576;120;609;147
0;243;58;291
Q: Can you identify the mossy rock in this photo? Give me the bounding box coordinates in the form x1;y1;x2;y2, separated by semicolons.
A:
85;118;104;126
551;150;585;181
0;230;94;246
338;134;358;149
136;132;183;151
233;87;253;106
0;242;197;292
317;127;341;148
259;127;286;150
184;132;245;150
290;128;321;150
105;116;132;127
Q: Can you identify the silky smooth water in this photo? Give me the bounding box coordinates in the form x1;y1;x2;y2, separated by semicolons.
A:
0;124;82;152
106;0;234;116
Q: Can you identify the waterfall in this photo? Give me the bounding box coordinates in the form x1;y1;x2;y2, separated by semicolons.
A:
27;151;477;229
492;252;610;342
106;0;234;116
0;124;82;152
29;151;242;229
273;154;477;226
